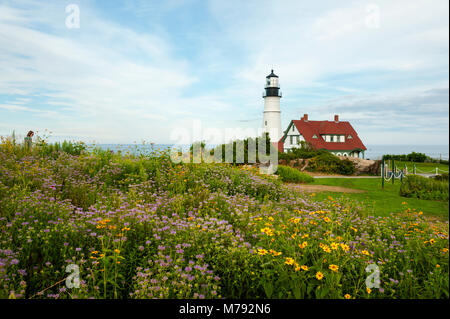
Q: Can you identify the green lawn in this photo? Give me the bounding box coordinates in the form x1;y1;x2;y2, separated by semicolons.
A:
385;160;449;174
311;177;449;220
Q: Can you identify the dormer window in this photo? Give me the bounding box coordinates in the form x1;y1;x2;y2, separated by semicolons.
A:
312;134;318;139
348;135;353;139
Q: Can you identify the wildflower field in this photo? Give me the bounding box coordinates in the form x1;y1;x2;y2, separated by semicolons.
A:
0;140;448;299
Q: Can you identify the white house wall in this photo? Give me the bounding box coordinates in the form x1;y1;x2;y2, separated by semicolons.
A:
321;134;346;142
283;122;305;151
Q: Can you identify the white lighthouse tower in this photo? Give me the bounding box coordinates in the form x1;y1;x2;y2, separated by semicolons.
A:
263;69;282;142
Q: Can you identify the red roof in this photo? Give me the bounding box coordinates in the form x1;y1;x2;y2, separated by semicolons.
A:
280;117;366;151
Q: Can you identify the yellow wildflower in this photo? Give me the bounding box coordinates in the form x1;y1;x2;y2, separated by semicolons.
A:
261;227;274;236
322;245;331;253
344;294;351;299
316;272;324;280
361;250;370;256
285;258;295;265
268;249;282;256
257;248;268;256
299;241;308;249
329;264;339;272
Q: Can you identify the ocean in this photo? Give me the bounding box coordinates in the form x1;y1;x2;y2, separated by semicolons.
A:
363;145;449;160
91;144;449;160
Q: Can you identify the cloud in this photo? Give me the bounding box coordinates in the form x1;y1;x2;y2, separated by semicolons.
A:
0;0;448;145
303;87;449;145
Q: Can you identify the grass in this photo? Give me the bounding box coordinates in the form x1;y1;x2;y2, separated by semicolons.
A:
276;165;314;183
311;177;449;220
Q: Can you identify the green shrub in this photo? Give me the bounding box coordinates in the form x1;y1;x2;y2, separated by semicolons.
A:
36;140;87;157
211;133;277;165
275;165;314;183
400;175;449;201
433;173;449;182
307;153;356;175
383;152;429;162
278;146;326;161
340;158;356;175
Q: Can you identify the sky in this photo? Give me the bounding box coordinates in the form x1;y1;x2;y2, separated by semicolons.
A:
0;0;448;145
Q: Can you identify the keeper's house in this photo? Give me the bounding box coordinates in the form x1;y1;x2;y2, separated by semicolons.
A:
278;114;367;158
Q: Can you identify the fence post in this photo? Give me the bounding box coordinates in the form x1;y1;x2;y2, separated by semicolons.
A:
413;164;416;175
392;159;395;185
381;159;384;189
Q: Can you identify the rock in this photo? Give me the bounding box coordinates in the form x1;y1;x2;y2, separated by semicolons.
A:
279;155;381;175
338;156;381;175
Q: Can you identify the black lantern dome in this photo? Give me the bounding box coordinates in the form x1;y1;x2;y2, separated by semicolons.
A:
266;69;279;78
263;69;282;98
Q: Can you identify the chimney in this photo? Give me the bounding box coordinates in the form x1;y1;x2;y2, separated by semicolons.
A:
303;114;308;121
334;115;339;122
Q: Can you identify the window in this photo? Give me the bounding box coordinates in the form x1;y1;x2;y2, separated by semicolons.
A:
331;135;334;142
348;135;352;139
312;134;318;139
265;121;267;126
292;126;294;132
290;136;293;144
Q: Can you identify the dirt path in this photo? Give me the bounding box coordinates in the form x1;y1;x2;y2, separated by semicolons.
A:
286;183;366;193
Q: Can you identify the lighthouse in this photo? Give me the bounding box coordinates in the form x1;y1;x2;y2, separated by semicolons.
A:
263;69;282;142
